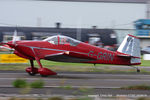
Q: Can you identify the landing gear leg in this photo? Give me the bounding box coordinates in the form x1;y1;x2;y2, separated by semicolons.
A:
136;68;140;73
131;66;140;73
26;60;38;76
35;57;57;77
93;63;97;71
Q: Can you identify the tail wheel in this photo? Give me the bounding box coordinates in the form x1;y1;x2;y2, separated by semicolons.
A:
137;68;140;73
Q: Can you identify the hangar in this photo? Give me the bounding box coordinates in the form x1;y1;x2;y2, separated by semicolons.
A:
0;25;117;47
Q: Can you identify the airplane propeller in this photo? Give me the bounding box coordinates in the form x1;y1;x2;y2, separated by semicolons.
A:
0;29;17;52
0;43;4;45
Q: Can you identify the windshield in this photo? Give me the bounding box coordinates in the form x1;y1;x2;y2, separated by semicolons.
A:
43;36;58;44
43;35;81;46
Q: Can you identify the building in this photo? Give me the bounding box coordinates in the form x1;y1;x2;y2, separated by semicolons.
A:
0;25;117;47
42;0;148;3
134;19;150;48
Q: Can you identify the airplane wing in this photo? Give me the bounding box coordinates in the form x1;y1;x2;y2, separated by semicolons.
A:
44;51;96;63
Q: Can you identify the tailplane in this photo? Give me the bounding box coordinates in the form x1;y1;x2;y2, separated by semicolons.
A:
117;34;141;65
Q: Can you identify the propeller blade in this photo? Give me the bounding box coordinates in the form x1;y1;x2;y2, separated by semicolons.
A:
12;29;17;44
0;45;14;51
0;42;6;45
0;43;3;45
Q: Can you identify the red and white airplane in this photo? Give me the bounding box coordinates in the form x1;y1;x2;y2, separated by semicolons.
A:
0;30;141;76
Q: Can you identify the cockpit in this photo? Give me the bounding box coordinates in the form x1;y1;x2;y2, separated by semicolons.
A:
43;35;81;46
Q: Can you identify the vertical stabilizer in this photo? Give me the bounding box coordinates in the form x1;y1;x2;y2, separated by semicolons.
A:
117;34;141;58
117;34;141;64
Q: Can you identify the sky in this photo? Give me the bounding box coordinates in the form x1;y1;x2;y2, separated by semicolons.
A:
0;0;146;29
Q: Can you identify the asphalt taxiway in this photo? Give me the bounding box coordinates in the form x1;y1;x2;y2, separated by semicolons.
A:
0;71;150;96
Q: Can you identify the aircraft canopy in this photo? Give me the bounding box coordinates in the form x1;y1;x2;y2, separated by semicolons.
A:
43;35;81;46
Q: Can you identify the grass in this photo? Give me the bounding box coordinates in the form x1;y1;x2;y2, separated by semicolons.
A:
59;85;73;90
0;57;150;73
12;78;45;89
30;80;44;88
48;97;64;100
137;97;150;100
121;85;150;90
8;97;92;100
13;79;28;88
140;60;150;66
0;60;110;71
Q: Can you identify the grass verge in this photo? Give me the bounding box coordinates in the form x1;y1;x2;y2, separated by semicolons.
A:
0;59;150;73
121;85;150;90
13;79;28;88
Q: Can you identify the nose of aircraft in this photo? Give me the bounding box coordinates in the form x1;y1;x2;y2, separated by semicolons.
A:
0;43;3;45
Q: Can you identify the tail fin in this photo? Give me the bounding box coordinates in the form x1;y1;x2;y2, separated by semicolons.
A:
117;34;141;65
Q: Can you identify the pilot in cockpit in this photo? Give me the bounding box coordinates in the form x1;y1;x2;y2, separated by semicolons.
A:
60;37;70;45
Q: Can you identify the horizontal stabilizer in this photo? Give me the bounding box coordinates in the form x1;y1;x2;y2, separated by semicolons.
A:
117;52;131;57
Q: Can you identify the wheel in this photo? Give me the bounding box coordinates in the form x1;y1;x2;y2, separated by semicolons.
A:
137;68;140;73
28;72;36;76
26;67;38;76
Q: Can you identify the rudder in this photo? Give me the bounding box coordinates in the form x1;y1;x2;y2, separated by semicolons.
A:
117;34;141;65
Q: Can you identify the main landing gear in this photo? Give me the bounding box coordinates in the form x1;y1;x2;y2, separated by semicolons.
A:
131;66;140;73
26;59;57;77
26;60;38;76
136;68;140;73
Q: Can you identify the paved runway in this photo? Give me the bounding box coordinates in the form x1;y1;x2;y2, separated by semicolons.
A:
0;71;150;88
0;71;150;96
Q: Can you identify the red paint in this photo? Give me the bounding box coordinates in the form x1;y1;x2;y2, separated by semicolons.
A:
26;67;38;74
0;35;141;76
38;68;57;76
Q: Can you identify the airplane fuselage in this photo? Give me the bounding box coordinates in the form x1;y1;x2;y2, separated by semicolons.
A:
7;40;135;65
